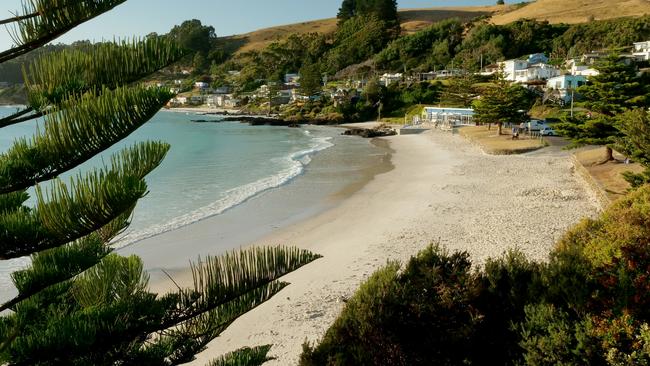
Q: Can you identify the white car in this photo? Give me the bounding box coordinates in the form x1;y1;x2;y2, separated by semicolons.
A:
539;126;556;136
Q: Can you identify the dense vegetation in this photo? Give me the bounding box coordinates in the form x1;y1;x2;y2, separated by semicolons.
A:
301;185;650;365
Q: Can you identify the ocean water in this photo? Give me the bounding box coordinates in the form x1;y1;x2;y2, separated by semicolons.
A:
0;106;388;297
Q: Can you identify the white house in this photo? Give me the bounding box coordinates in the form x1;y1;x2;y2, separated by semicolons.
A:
499;59;529;81
546;75;587;103
417;72;437;81
633;41;650;61
380;73;402;86
513;63;561;83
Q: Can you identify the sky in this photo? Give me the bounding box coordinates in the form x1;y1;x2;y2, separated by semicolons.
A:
0;0;506;50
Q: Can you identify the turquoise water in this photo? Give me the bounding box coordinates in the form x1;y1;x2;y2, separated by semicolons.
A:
0;106;359;295
0;107;333;246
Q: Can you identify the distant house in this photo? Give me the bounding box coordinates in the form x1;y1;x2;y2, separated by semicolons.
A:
189;95;204;105
513;63;561;83
499;59;529;81
417;72;437;81
436;69;463;78
181;69;191;75
380;73;403;86
581;52;606;65
194;82;210;90
285;73;301;87
546;75;587;103
633;41;650;61
479;64;501;76
213;86;231;94
528;53;549;65
228;70;241;77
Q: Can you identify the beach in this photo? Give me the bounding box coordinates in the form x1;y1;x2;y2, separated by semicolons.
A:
145;128;601;365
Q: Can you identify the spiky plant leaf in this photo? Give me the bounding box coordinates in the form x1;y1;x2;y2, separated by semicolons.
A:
0;141;169;260
23;38;186;109
0;86;172;194
2;212;130;312
0;191;29;214
207;345;274;366
0;0;128;63
187;246;322;312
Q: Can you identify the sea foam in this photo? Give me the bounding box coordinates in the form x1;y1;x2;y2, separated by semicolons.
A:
113;134;334;248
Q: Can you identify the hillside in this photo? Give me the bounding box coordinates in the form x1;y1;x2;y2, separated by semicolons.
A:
227;5;507;54
223;0;650;54
491;0;650;24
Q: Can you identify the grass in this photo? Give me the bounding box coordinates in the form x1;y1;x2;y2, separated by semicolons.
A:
459;125;547;155
225;6;508;54
491;0;650;24
575;147;645;202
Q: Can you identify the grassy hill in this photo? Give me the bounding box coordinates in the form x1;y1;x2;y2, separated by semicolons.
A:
491;0;650;24
226;5;508;54
222;0;650;54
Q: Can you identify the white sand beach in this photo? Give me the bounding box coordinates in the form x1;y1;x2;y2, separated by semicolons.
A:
151;129;600;365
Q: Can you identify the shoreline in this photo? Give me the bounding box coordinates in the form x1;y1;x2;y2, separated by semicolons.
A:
149;130;600;365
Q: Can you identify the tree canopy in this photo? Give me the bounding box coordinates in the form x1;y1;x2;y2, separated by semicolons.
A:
0;1;320;364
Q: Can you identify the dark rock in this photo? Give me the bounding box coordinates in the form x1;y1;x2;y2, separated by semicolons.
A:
343;127;397;138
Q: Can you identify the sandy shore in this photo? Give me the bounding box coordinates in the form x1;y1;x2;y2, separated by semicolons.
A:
152;130;600;365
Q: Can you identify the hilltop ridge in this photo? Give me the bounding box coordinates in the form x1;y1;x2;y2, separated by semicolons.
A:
223;0;650;53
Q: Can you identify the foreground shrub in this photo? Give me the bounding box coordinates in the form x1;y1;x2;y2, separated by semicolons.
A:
300;246;484;366
303;186;650;365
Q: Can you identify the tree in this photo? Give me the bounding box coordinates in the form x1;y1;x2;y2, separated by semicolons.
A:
441;74;479;108
167;19;216;54
616;109;650;187
299;62;322;97
337;0;398;26
472;73;532;135
497;0;505;5
557;56;647;162
0;1;319;364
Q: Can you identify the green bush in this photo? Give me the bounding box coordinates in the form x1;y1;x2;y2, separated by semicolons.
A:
302;185;650;365
300;246;485;366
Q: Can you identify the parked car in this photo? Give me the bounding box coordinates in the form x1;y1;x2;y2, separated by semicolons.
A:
526;119;547;131
540;126;557;136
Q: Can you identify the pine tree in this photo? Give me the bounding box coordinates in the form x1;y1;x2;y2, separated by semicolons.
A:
299;62;322;98
616;108;650;187
557;56;647;162
472;72;531;135
0;1;319;364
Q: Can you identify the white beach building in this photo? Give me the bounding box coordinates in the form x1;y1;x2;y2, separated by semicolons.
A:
422;107;475;126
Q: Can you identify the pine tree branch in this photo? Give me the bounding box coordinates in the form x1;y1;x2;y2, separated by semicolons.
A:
0;0;128;63
0;142;170;260
23;38;186;109
0;86;173;194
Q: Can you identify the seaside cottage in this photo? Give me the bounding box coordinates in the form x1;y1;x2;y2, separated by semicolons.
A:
546;75;587;103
